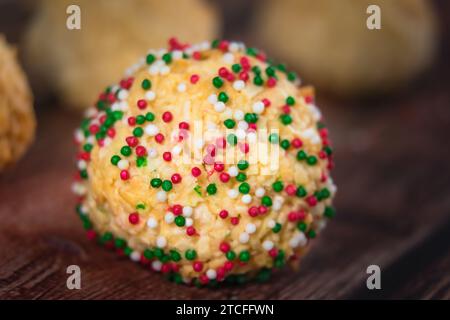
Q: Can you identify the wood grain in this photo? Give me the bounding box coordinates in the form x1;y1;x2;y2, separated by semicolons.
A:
0;0;450;299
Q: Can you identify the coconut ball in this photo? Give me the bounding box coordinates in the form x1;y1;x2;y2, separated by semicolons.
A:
72;40;336;285
0;36;35;171
251;0;438;96
22;0;220;110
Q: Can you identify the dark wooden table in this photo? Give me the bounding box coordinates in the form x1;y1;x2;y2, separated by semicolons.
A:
0;1;449;299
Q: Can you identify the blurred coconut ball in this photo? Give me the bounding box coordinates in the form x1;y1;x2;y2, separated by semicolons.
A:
251;0;438;96
22;0;220;110
0;35;35;171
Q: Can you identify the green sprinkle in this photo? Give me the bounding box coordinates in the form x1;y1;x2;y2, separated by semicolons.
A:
175;216;185;227
280;114;293;125
237;160;249;170
238;182;250;194
136;115;146;125
136;157;147;168
280;139;290;150
206;183;217;195
212;76;224;88
120;146;132;157
261;196;272;207
162;52;172;64
114;238;126;248
146;54;156;65
185;249;197;260
297;222;307;232
253;76;264;86
224;119;236;129
111;155;121;165
297;150;307;161
239;250;251;262
227;134;237;146
307;155;318;166
136;203;146;210
194;185;202;196
161;180;173;192
170;250;181;262
226;250;236;261
272;223;282;233
272;181;284;192
287;72;297;82
145;112;155;122
268;133;279;144
236;172;247;182
265;66;276;77
231;64;242;73
244;113;258;123
296;186;307;198
218;92;229;103
150;178;162;188
308;230;316;238
141;79;151;90
133;127;144;137
286;96;296;106
324;206;336;218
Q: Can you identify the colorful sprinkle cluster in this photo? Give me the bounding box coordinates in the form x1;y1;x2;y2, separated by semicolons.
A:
72;38;337;286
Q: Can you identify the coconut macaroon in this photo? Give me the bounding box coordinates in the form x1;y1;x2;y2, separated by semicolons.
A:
0;36;35;171
251;0;438;96
72;39;336;286
22;0;219;110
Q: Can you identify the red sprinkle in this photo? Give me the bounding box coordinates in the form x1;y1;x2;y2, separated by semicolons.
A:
162;111;173;123
306;195;318;207
179;122;190;130
120;170;130;180
126;136;139;147
262;98;271;107
191;167;201;177
137;99;147;110
106;128;116;138
172;204;183;215
230;217;240;225
171;173;182;184
285;184;297;196
128;212;139;224
291;138;303;148
190;74;200;84
214;162;224;172
224;261;234;271
267;77;277;88
135;146;147;157
186;226;196;236
155;133;165;144
248;206;259;217
219;210;229;219
127;116;136;126
219;242;230;253
219;172;230;183
269;248;278;258
163;152;172;161
193;261;203;272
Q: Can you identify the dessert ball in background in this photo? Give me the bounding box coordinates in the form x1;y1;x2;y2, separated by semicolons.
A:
22;0;220;110
251;0;438;96
72;40;336;285
0;35;35;171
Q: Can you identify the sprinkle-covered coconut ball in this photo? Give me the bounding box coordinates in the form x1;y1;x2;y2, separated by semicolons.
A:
73;39;336;286
23;0;219;110
0;36;35;171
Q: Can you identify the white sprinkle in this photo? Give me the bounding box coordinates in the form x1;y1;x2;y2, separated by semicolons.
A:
228;166;238;177
117;159;129;170
208;94;218;104
289;232;307;248
239;232;250;243
183;206;193;217
145;91;156;101
77;160;87;170
130;251;141;262
177;83;186;92
262;240;274;251
214;101;226;113
255;187;265;197
245;223;256;234
149;65;159;75
235;128;246;140
223;52;234;64
185;218;193;227
148;148;158;158
172;145;182;155
156;190;167;202
233;80;245;91
156;236;167;248
194;139;204;149
152;260;162;271
237;121;249;130
147;217;158;229
267;219;276;228
160;65;170;75
172;50;183;60
206;269;217;279
145;124;159;136
117;89;129;100
272;200;283;211
165;212;174;224
229;42;239;52
234;110;244;121
227;189;239;199
71;182;86;195
247;132;257;143
252;101;265;114
241;194;252;204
